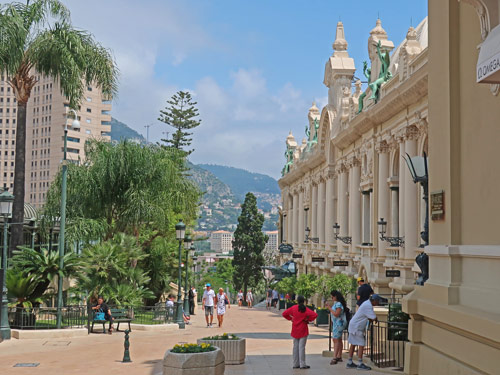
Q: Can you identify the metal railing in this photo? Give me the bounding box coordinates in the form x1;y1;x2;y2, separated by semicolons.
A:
327;314;408;370
128;305;175;325
8;305;87;330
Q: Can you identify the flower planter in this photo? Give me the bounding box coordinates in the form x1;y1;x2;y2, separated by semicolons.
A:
197;338;245;365
163;347;225;375
285;301;297;309
278;299;286;310
315;308;329;326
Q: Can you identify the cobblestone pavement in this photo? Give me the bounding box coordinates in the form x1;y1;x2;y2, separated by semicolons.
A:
0;303;386;375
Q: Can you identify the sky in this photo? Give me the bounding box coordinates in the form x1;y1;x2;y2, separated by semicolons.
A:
62;0;427;179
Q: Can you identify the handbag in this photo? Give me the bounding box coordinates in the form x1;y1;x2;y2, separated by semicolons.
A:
94;309;105;321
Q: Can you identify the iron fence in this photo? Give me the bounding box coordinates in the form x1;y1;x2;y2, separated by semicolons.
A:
8;305;87;330
327;314;408;370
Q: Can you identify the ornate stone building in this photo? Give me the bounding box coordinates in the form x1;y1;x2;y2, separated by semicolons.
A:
278;18;428;295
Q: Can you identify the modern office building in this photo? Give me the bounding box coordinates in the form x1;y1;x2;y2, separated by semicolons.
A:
209;230;233;253
264;230;278;253
0;74;111;209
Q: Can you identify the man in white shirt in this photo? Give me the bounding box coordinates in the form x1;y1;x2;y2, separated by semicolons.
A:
346;294;381;371
202;284;216;327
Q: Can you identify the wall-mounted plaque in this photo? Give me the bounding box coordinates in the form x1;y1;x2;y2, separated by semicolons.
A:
430;190;445;221
333;260;349;267
311;257;325;262
292;253;303;259
386;270;401;277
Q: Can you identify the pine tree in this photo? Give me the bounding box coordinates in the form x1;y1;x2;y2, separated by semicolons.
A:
158;91;201;155
232;192;268;301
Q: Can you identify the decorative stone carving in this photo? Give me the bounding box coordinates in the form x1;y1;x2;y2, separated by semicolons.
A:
459;0;490;41
404;124;420;141
376;140;390;154
341;86;351;123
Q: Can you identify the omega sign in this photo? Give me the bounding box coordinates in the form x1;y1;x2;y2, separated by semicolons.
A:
477;53;500;82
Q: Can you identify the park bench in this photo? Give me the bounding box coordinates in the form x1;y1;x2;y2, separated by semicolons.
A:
91;308;133;333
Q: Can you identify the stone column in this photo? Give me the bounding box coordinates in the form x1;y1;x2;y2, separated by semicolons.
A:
338;168;349;248
390;187;399;237
404;129;419;260
325;176;334;245
349;162;361;249
287;195;293;243
292;193;299;244
399;141;405;239
317;179;326;244
362;191;371;245
378;147;390;257
298;190;304;244
312;184;318;238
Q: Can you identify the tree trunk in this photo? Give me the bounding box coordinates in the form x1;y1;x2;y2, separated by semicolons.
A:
10;102;27;255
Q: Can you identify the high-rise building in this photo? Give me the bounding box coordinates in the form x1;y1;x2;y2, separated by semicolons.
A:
0;74;111;209
265;230;278;253
210;230;233;253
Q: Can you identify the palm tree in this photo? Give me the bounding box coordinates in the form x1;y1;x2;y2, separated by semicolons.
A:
0;0;118;252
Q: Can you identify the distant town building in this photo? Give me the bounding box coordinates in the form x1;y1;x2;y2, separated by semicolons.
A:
210;230;233;253
265;230;278;252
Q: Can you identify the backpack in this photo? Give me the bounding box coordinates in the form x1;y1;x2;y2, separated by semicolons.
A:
344;307;353;326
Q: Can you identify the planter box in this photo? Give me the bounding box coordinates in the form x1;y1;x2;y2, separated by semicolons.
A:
163;347;225;375
285;301;297;309
315;308;329;326
279;300;286;310
197;338;245;365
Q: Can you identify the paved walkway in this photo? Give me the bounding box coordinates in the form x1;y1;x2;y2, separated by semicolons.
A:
0;303;386;375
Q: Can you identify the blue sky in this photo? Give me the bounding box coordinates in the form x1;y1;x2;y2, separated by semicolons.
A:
65;0;427;178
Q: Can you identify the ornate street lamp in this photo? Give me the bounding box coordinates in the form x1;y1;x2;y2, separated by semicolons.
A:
183;234;192;318
377;218;405;247
175;220;186;329
404;152;429;285
0;188;14;340
303;207;319;243
56;109;80;329
332;222;352;244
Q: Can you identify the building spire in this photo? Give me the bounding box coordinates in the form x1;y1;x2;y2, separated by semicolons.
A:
333;21;348;52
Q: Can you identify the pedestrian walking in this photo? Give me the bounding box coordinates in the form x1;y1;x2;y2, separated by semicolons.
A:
188;286;196;315
282;295;318;369
272;289;279;308
215;288;230;327
202;283;216;327
246;289;253;308
266;287;273;310
237;290;244;307
346;294;381;370
325;290;349;365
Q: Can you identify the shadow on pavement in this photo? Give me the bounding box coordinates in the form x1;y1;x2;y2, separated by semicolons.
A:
233;332;328;340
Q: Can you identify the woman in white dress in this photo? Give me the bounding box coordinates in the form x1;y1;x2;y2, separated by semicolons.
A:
215;288;230;328
246;289;253;308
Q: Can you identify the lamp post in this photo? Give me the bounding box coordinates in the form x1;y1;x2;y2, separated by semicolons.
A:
404;152;429;285
377;218;405;247
0;188;14;340
303;207;319;243
332;223;352;244
56;109;80;329
175;220;186;329
183;234;192;318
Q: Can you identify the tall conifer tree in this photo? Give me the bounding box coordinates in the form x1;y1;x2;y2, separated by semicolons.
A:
158;91;201;155
232;192;268;300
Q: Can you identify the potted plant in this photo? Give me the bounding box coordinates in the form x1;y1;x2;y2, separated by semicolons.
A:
198;333;246;364
6;271;43;328
163;343;225;375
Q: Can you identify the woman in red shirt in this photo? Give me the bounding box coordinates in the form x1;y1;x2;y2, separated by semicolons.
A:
282;295;318;369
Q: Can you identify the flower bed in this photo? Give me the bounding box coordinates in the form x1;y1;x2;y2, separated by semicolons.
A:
172;343;216;353
198;333;245;365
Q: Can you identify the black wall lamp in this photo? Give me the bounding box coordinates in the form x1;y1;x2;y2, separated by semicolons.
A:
377;218;404;247
304;207;319;243
332;222;352;244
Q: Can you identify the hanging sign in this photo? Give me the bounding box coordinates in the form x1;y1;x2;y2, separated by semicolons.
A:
311;257;325;262
333;260;349;267
292;253;303;259
279;243;293;254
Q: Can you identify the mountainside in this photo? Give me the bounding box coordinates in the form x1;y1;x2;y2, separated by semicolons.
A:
109;117;145;142
197;164;280;199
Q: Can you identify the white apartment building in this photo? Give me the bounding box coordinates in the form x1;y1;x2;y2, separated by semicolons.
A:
210;230;233;253
265;230;278;252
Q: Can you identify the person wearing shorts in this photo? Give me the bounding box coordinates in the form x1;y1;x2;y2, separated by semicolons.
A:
346;294;381;370
202;284;216;327
237;290;244;307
